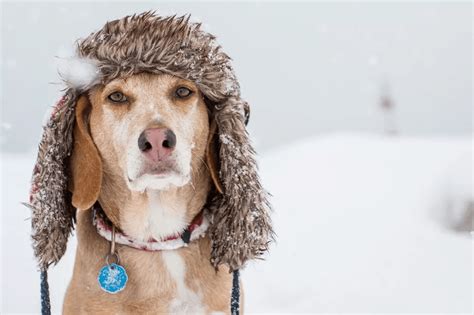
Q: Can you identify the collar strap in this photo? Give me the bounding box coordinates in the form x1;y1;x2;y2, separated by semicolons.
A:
92;205;209;251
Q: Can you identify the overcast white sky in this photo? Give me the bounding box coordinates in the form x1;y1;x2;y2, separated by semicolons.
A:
1;1;472;153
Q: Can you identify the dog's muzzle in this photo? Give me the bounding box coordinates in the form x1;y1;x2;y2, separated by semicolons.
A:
138;127;177;163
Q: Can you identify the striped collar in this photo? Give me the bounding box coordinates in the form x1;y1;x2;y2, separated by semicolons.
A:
92;204;209;251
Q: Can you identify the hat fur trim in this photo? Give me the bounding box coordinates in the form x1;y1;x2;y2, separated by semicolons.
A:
76;11;239;103
27;90;78;269
208;97;274;271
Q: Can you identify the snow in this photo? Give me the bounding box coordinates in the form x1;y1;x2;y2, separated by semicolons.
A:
1;133;472;314
244;133;472;313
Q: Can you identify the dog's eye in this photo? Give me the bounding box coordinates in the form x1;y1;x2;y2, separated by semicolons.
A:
175;87;193;99
108;92;128;103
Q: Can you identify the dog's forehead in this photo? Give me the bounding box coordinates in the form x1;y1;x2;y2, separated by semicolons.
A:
107;73;198;93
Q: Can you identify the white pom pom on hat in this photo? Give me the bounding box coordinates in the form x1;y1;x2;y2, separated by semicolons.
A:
56;56;101;91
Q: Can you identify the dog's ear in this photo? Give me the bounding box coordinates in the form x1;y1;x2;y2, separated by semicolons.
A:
69;95;102;210
208;97;273;272
206;118;224;194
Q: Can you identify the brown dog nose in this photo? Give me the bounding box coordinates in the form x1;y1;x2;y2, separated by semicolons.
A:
138;128;176;161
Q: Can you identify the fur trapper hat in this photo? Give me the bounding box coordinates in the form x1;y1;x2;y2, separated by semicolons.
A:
28;11;273;272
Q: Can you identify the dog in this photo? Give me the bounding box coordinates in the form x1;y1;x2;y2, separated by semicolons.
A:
64;73;234;313
28;12;273;315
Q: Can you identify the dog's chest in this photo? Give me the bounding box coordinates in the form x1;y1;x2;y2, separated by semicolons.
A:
64;211;233;314
161;250;205;313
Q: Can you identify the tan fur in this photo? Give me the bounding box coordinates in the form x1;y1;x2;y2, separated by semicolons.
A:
206;120;224;194
64;73;237;314
70;96;102;210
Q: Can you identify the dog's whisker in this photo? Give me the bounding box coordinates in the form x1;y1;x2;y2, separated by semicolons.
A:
189;167;198;192
198;156;211;173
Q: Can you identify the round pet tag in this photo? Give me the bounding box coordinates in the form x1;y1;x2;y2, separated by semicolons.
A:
98;263;128;294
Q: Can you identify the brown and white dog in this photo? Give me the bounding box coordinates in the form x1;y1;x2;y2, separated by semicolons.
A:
28;13;273;315
64;73;235;314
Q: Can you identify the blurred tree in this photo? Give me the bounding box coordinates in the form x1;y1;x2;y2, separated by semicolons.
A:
379;81;398;135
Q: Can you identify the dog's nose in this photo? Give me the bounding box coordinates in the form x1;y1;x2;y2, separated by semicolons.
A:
138;128;176;161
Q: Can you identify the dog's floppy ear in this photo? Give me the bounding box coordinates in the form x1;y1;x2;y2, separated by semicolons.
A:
69;95;102;210
208;97;274;271
206;118;224;194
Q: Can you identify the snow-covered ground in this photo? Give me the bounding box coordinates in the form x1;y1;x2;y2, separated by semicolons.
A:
1;133;472;314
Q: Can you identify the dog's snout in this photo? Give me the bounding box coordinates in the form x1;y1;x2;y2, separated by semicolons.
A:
138;128;176;162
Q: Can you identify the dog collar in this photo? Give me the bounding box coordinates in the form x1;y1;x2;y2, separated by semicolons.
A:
92;204;209;251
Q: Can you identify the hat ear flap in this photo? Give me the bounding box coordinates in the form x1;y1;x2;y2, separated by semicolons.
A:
208;97;273;271
28;91;78;269
69;95;102;210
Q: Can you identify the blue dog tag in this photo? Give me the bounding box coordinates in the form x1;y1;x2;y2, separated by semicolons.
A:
98;263;128;294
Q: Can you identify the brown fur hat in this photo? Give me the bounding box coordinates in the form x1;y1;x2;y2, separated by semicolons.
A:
28;11;273;271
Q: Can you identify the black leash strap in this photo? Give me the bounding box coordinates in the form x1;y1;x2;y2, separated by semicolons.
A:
40;269;51;315
230;269;240;315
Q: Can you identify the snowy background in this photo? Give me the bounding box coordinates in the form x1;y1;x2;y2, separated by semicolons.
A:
1;1;472;314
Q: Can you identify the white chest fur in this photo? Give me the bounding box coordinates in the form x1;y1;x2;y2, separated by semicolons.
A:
120;190;188;241
146;191;188;240
162;251;205;314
